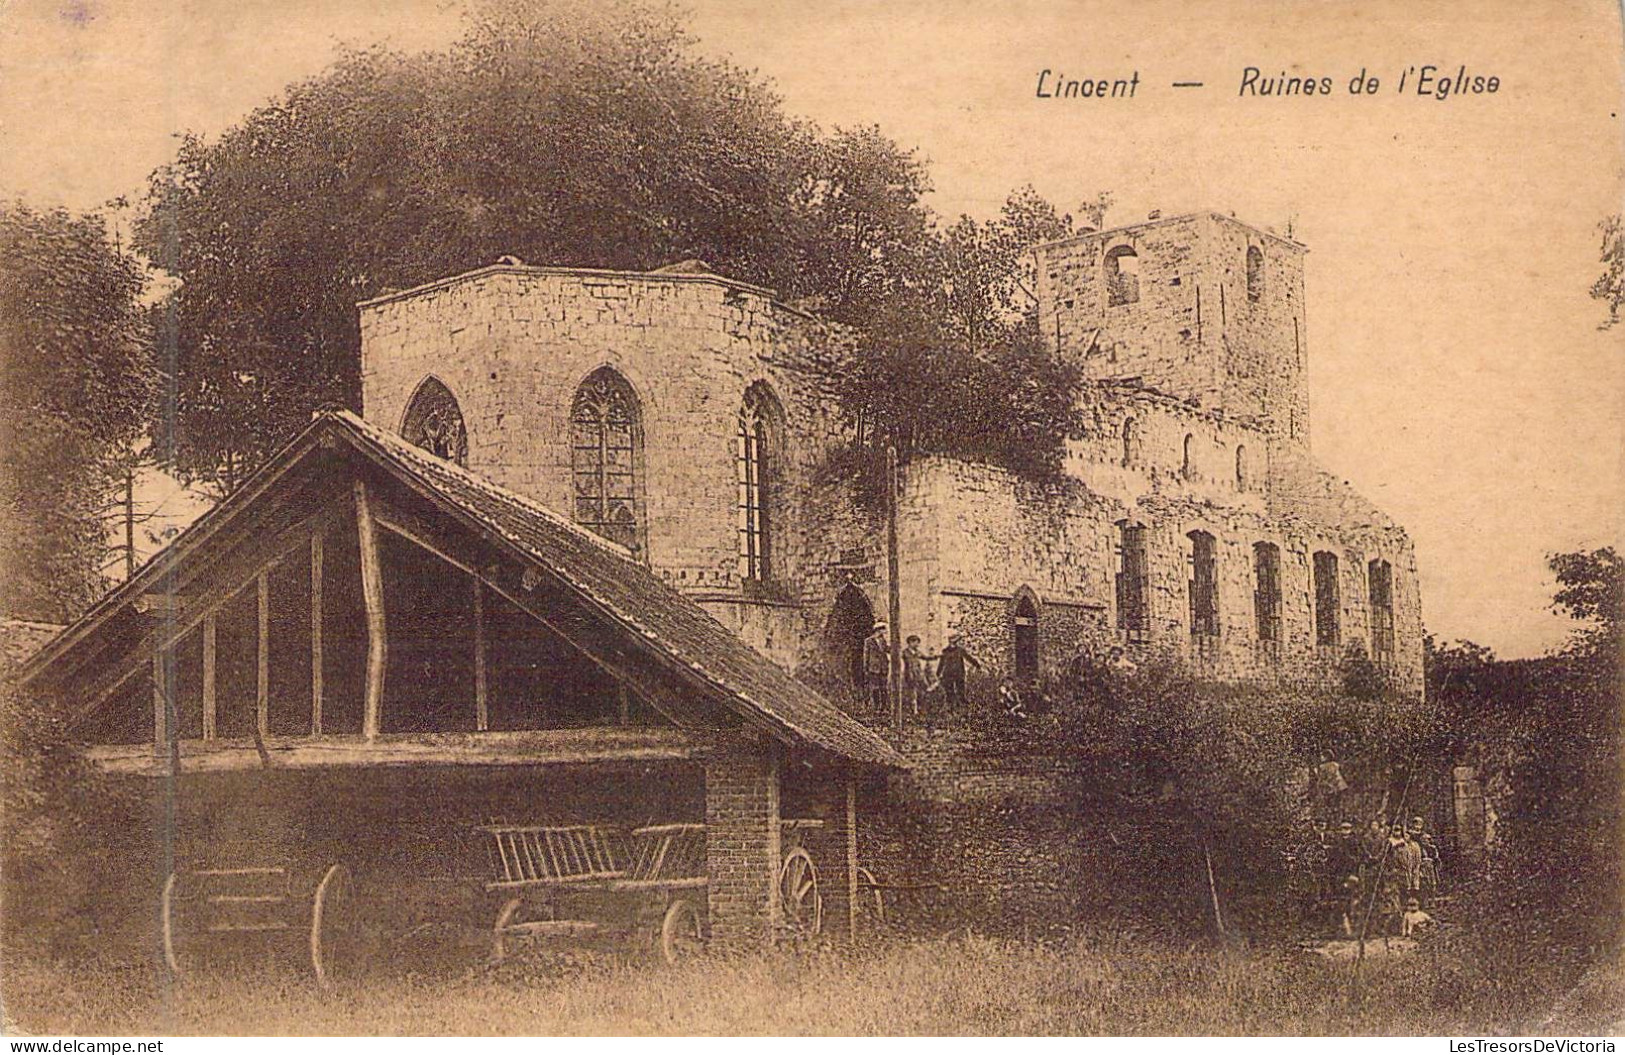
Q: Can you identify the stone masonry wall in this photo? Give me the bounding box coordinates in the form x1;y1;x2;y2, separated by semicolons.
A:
1036;212;1310;443
358;252;1422;703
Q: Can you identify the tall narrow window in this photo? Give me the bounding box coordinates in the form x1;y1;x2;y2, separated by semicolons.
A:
1235;445;1250;491
1115;523;1150;643
1254;542;1282;653
1313;551;1340;648
571;368;641;554
1121;416;1139;467
1182;434;1196;480
1105;245;1140;306
1012;593;1040;682
736;384;781;581
401;376;468;465
1188;531;1219;648
1369;559;1395;663
1246;245;1264;303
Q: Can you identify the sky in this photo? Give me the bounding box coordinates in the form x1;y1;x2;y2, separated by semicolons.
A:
1;0;1620;657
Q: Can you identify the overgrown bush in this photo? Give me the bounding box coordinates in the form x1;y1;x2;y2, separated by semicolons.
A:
1046;663;1436;939
0;681;151;962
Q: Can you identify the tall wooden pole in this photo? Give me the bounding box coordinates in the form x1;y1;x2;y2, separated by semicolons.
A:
886;442;903;730
310;532;324;736
354;480;388;740
473;579;488;732
124;468;136;579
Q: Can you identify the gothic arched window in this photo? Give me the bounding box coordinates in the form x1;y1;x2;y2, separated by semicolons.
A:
1187;531;1219;643
401;376;469;466
736;383;782;582
1121;416;1139;467
570;368;642;554
1246;245;1265;303
1012;592;1040;682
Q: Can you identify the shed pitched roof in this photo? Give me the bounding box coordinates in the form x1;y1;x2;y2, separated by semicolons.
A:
22;412;904;769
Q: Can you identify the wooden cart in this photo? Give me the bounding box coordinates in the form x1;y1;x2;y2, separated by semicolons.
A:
161;861;356;988
484;822;709;964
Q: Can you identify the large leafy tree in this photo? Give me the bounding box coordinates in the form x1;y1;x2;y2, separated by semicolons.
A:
0;202;152;622
135;0;934;489
825;186;1099;501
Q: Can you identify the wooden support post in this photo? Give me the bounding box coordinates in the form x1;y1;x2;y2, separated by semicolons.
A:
202;614;217;740
473;578;488;733
256;571;270;738
311;531;324;736
355;479;387;740
847;777;859;942
152;652;167;755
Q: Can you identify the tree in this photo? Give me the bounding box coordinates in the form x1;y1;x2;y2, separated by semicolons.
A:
822;186;1094;507
1591;214;1623;329
0;201;152;621
1548;546;1622;660
135;0;930;489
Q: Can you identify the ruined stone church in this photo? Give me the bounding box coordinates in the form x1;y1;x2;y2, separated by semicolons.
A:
13;209;1429;959
362;210;1424;704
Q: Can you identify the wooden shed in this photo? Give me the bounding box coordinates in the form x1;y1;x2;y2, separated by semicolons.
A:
17;411;903;975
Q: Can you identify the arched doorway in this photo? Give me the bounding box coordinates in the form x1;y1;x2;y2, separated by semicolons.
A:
825;585;875;689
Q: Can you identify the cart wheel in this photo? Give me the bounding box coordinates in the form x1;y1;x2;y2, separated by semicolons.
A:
309;863;355;989
779;847;823;938
856;866;886;934
491;896;526;964
660;898;704;964
160;871;185;976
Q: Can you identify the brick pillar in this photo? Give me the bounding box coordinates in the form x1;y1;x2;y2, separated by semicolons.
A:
704;747;781;951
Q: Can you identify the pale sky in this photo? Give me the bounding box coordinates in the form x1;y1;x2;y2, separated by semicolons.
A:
2;0;1621;657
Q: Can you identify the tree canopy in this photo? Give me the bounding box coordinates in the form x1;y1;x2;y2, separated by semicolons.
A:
0;202;151;621
1591;214;1623;329
135;0;949;487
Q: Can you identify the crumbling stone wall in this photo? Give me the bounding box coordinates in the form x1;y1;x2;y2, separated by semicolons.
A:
357;238;1423;705
1036;212;1311;443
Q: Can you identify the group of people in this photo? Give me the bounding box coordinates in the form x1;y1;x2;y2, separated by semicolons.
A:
860;623;1145;722
862;621;982;719
1295;815;1444;939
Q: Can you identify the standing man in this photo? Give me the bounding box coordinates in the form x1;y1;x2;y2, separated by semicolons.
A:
864;620;891;718
936;633;981;717
901;634;931;720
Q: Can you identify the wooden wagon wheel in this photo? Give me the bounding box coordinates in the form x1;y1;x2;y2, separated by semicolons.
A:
856;866;886;933
778;847;823;938
490;896;527;964
659;898;704;964
160;871;185;976
309;863;355;989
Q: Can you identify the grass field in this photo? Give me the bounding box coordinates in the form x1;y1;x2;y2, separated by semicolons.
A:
4;928;1606;1037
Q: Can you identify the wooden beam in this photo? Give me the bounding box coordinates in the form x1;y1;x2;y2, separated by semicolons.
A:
202;614;217;740
311;531;324;737
846;778;859;942
473;579;488;733
355;479;387;740
256;570;270;738
74;514;336;726
151;653;167;756
83;726;705;776
370;504;757;737
134;593;188;615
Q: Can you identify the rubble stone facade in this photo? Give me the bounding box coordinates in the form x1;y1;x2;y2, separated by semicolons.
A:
359;212;1424;707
